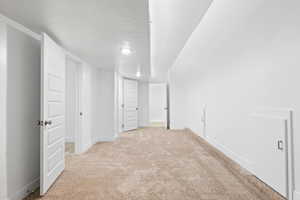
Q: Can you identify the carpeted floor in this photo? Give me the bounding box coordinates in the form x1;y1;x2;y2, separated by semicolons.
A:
26;128;284;200
65;142;75;154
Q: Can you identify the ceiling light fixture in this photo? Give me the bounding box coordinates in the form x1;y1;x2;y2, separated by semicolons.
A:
136;71;141;78
121;47;131;55
121;42;132;55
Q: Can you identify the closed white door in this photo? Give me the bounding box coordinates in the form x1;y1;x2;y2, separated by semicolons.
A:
40;33;66;195
149;83;167;126
123;79;138;131
251;116;287;197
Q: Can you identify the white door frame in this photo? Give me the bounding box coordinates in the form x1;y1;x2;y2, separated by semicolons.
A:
122;78;139;131
0;20;8;200
65;55;83;154
75;63;83;154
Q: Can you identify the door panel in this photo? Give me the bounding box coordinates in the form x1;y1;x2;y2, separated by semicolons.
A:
251;115;287;197
40;33;66;195
123;79;138;131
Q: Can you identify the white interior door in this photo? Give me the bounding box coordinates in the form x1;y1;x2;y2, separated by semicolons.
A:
251;115;287;197
123;79;138;131
40;33;66;195
149;83;167;126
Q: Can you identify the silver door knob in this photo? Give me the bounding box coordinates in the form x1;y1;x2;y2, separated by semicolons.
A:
45;120;52;126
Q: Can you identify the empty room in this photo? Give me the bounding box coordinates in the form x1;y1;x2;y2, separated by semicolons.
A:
0;0;299;200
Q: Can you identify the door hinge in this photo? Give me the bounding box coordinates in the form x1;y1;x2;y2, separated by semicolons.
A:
277;140;284;151
121;104;124;108
122;124;124;128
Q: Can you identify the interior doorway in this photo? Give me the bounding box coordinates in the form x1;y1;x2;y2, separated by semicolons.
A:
122;78;139;131
149;83;167;128
65;56;83;154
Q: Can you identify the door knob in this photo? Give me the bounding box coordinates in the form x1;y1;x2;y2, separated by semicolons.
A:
45;120;52;126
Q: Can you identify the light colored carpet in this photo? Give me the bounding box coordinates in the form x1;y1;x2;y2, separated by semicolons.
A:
26;128;284;200
65;142;75;154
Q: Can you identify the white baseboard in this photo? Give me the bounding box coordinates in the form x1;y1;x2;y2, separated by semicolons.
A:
294;191;300;200
204;136;253;173
7;178;39;200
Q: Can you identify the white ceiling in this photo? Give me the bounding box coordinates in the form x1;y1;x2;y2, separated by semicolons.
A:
0;0;213;82
149;0;213;81
0;0;150;77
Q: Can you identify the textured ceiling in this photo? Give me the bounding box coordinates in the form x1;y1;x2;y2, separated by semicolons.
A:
0;0;213;82
0;0;150;77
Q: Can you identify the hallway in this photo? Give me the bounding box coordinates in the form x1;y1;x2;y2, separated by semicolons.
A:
26;128;283;200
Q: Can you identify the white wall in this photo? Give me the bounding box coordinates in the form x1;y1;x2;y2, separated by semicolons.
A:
5;25;40;200
138;81;150;127
169;0;300;197
93;70;116;141
149;83;166;123
0;21;7;200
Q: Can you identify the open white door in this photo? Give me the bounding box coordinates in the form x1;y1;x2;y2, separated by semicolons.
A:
123;79;138;131
40;33;66;195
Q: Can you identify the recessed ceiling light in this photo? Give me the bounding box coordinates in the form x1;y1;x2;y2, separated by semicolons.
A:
121;47;131;55
121;42;132;55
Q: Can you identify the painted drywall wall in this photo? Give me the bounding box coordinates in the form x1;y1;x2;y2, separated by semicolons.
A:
169;0;300;196
66;57;79;143
94;70;116;141
149;83;166;123
0;21;7;200
6;25;40;199
138;81;150;127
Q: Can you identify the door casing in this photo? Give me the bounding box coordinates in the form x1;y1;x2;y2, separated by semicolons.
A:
66;56;83;154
